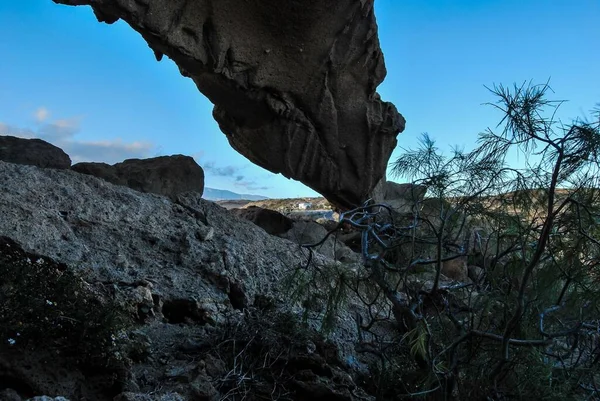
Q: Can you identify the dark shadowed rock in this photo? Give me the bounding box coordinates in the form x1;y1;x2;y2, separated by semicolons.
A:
51;0;405;209
71;161;120;183
232;206;293;236
441;256;469;282
468;265;485;284
0;135;71;169
115;156;205;197
72;155;204;198
0;388;22;401
316;218;340;233
280;220;361;263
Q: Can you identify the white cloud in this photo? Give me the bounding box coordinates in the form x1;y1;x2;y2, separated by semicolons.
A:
34;107;50;123
65;139;154;164
38;117;81;142
234;180;270;191
1;115;155;165
203;161;271;192
0;122;35;138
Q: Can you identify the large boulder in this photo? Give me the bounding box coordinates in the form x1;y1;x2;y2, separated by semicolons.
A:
0;135;71;169
231;206;293;236
0;160;372;400
371;178;428;214
72;155;204;198
51;0;405;209
383;181;427;202
280;220;361;263
71;161;121;183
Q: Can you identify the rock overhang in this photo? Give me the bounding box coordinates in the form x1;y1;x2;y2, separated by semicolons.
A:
52;0;405;209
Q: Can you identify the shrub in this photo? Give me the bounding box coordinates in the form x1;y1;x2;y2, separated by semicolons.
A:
293;82;600;399
0;236;129;367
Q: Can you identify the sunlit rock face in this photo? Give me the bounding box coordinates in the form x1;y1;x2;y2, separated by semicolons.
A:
52;0;405;209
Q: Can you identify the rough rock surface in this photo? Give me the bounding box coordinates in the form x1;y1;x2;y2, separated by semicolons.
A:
1;160;288;318
232;206;360;262
468;264;485;284
280;220;361;263
0;135;71;169
371;178;428;214
231;206;293;236
383;181;428;202
0;160;372;400
72;155;204;198
51;0;405;209
441;256;469;282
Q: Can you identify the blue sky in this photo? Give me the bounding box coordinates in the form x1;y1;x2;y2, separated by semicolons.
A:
0;1;598;198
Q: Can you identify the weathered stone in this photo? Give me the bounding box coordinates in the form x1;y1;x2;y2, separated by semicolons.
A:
51;0;405;209
70;161;119;182
0;161;374;400
419;197;454;232
72;155;204;198
196;225;215;241
468;265;485;284
280;220;360;263
316;218;340;232
383;182;427;202
232;206;293;236
0;388;22;401
0;160;305;320
27;397;70;401
113;393;152;401
291;377;353;401
114;393;185;401
190;374;219;401
441;256;469;282
371;178;427;214
0;135;71;169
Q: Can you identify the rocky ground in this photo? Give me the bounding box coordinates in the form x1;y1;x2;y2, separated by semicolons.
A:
0;135;476;400
0;137;376;400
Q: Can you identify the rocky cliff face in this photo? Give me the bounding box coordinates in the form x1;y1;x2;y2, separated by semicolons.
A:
0;160;370;400
51;0;405;209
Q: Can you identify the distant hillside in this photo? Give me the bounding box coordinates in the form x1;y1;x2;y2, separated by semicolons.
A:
203;187;268;201
244;197;333;213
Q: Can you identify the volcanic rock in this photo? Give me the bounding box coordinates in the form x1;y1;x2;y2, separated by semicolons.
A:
371;178;427;214
51;0;405;209
0;161;368;398
0;135;71;169
441;256;469;282
280;220;361;263
468;265;485;284
382;181;427;202
231;206;293;236
70;161;120;183
72;155;204;198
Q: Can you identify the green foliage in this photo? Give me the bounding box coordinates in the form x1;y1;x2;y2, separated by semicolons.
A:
283;259;352;335
402;323;428;363
291;81;600;400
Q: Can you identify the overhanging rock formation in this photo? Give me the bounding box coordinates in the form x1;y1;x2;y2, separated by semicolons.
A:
52;0;405;209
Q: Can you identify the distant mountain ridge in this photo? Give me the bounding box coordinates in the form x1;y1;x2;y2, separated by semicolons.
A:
203;187;268;201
